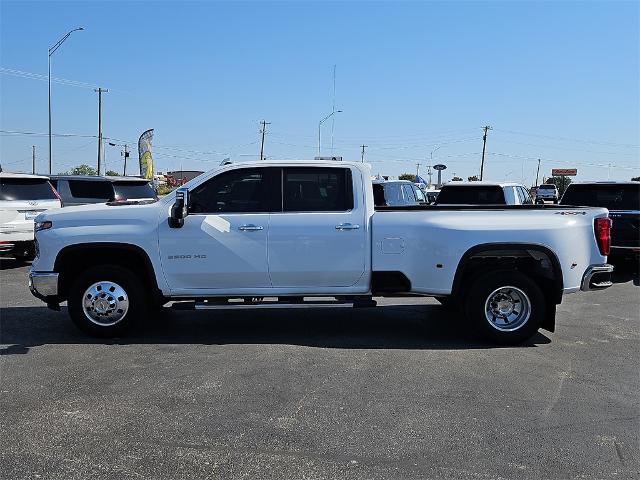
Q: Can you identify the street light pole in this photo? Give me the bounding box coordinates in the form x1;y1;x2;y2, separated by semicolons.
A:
317;110;342;156
48;27;84;174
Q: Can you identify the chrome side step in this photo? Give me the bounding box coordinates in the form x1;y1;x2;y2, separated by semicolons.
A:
171;297;376;311
195;302;355;310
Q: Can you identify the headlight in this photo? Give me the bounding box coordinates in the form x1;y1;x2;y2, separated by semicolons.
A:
34;220;52;233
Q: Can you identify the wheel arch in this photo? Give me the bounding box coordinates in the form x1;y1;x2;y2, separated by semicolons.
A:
451;242;563;332
54;242;162;303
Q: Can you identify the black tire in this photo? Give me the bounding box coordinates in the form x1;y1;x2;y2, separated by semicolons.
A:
67;265;148;337
464;270;544;345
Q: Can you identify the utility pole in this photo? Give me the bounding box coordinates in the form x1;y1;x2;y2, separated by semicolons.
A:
95;87;108;175
416;162;421;177
479;125;492;180
427;165;433;188
535;158;541;186
360;144;367;163
259;120;270;160
32;146;36;174
123;144;129;176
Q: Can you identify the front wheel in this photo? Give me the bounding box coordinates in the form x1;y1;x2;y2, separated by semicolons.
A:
465;270;544;344
67;265;148;337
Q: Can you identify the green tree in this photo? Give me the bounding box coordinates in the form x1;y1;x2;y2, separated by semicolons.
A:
451;176;463;181
468;175;479;182
105;170;120;176
398;173;415;181
632;176;640;182
545;176;573;196
66;164;98;176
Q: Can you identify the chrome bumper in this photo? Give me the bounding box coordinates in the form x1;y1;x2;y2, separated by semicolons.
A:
29;271;59;298
580;264;614;291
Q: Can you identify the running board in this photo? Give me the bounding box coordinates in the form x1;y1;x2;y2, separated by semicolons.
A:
172;298;376;311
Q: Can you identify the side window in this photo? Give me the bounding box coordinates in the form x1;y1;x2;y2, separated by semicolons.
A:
519;187;533;205
68;180;113;200
414;187;426;203
401;184;416;203
384;183;403;206
282;167;353;212
189;168;272;213
503;187;517;204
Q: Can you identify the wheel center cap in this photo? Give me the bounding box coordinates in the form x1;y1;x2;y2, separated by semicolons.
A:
497;299;513;314
95;299;110;313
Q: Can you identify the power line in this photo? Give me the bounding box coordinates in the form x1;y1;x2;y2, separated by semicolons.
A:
493;128;639;149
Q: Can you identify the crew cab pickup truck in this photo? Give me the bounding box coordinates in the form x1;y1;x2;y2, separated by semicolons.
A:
29;161;614;344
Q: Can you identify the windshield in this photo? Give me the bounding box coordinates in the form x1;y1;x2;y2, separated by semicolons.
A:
0;178;58;201
561;184;640;210
436;185;506;204
111;181;157;201
538;185;556;190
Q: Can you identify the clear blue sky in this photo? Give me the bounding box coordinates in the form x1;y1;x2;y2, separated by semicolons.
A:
1;0;638;183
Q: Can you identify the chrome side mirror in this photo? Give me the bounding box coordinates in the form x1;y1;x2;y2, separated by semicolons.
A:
169;188;189;228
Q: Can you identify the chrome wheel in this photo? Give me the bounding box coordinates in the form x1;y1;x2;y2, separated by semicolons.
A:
82;281;129;326
484;286;531;332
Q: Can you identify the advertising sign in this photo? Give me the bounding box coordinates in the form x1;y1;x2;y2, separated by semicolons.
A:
552;168;577;176
138;129;154;179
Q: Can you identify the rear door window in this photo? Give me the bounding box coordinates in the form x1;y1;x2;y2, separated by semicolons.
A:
561;184;640;210
282;167;353;212
68;180;114;201
0;178;57;201
414;187;426;203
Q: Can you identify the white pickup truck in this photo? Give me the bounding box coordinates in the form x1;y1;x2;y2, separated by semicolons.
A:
29;161;614;344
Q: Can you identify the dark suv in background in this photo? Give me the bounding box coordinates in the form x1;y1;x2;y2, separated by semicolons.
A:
49;175;157;207
561;181;640;263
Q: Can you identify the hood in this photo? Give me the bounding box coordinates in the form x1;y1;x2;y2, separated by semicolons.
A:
35;199;164;226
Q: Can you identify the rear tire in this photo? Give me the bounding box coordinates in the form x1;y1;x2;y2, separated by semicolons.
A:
465;270;544;344
68;265;148;337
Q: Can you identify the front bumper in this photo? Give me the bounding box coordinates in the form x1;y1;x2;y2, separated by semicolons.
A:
29;271;59;300
580;264;614;291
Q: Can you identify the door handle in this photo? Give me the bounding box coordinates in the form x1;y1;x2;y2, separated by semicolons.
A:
238;224;264;231
335;223;360;231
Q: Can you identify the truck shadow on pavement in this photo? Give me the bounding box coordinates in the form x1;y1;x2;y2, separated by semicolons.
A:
0;304;551;356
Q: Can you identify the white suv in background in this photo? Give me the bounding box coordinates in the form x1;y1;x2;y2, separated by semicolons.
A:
536;184;559;203
0;173;62;260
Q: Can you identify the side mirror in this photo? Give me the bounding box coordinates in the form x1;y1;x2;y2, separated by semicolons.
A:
168;188;189;228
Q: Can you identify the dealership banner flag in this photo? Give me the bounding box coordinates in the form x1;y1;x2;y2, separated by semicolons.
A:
138;129;154;179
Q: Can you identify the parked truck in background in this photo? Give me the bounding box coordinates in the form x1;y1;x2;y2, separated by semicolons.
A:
29;161;613;344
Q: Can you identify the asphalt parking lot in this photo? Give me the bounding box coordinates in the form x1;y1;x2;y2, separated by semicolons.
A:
1;260;638;480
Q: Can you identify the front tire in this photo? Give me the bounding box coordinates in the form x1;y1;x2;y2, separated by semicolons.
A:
67;265;148;337
465;270;544;344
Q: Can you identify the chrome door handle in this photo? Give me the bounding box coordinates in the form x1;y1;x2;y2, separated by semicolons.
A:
238;224;263;231
335;223;360;230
